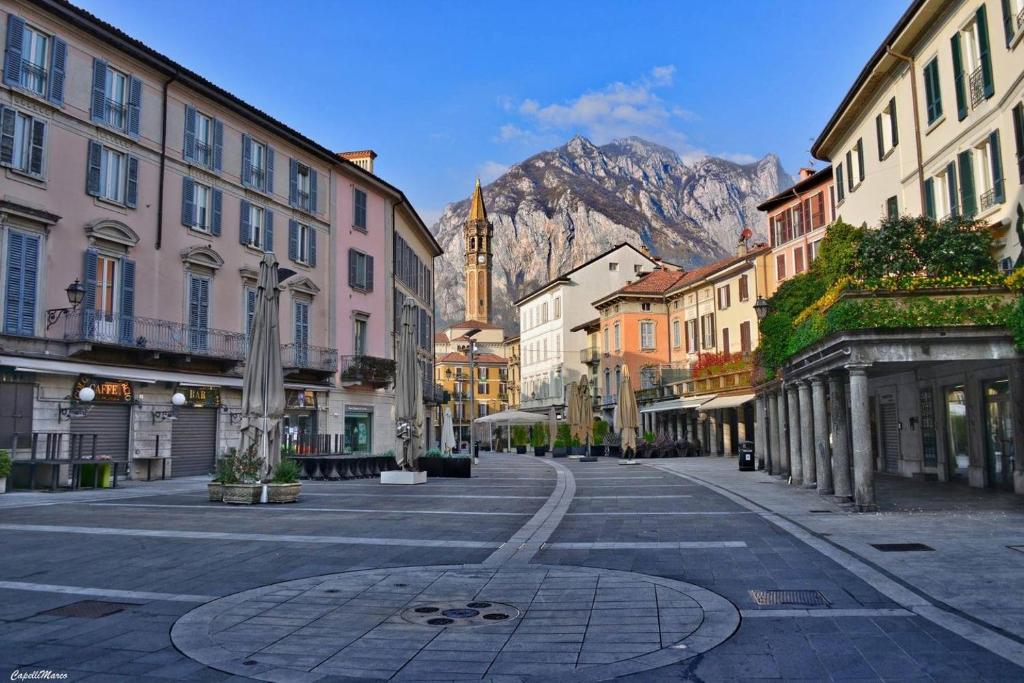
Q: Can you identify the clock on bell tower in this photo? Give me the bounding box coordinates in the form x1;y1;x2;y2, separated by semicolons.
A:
464;178;494;323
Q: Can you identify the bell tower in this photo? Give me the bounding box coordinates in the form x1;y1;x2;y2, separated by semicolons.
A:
464;178;493;323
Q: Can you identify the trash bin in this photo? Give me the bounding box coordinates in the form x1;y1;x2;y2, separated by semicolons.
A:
738;441;755;471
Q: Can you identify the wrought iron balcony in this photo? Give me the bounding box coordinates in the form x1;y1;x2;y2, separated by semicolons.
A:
282;343;338;373
979;181;1004;212
580;346;601;364
61;309;246;361
19;60;46;95
295;189;311;212
247;165;266;191
339;354;395;387
193;140;212;167
104;98;126;129
968;65;985;108
601;394;617;406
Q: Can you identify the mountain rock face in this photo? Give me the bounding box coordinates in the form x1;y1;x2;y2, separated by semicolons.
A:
431;136;787;331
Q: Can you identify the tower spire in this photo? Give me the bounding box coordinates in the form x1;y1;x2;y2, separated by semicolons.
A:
464;179;494;324
468;177;487;222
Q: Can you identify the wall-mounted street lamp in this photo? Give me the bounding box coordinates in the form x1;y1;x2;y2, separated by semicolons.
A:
58;385;95;422
152;392;186;423
46;280;87;330
753;296;770;323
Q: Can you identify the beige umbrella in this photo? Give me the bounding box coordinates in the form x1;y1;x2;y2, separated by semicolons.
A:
394;300;424;470
441;408;456;455
547;405;557;453
239;252;285;482
615;365;640;457
577;376;594;447
566;381;579;443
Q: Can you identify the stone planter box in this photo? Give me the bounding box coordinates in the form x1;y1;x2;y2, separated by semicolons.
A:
419;458;444;478
443;458;472;478
208;482;223;501
534;446;547;457
266;482;301;503
515;446;527;454
552;447;568;458
590;445;606;457
222;483;261;505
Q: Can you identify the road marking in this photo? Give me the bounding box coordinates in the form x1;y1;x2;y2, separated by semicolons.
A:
0;523;497;548
0;580;214;603
297;492;548;500
740;608;914;618
543;541;747;549
89;502;529;516
574;495;693;499
564;511;754;516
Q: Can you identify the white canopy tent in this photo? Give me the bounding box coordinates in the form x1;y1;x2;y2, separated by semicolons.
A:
473;410;546;451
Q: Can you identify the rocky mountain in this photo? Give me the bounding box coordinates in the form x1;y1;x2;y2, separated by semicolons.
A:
431;135;787;331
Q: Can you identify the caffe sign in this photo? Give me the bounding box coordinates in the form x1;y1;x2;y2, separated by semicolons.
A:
73;375;133;403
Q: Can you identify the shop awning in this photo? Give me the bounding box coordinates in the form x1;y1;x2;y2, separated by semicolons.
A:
640;395;715;414
699;393;755;411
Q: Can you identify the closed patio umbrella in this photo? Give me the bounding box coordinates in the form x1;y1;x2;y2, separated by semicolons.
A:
615;365;639;458
548;406;557;453
394;300;424;470
239;252;285;482
441;408;456;455
577;376;593;448
566;381;579;444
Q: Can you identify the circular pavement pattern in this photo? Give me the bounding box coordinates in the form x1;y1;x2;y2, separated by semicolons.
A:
171;564;739;681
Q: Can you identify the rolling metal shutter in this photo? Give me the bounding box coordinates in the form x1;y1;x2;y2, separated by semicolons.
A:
171;407;217;477
879;398;900;474
71;403;130;461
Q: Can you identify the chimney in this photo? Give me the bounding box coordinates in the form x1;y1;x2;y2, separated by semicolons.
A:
798;167;816;180
338;150;378;174
737;227;752;256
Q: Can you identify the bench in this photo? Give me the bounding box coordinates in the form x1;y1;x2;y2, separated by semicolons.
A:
8;432;126;491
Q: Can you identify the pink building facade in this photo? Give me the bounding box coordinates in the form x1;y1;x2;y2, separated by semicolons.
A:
0;0;438;479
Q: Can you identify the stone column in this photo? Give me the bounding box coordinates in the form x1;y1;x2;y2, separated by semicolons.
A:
848;365;876;511
722;409;733;456
737;405;747;444
708;411;719;456
767;391;780;474
829;373;853;502
811;377;833;495
787;384;803;485
777;389;790;476
798;381;816;488
754;395;767;470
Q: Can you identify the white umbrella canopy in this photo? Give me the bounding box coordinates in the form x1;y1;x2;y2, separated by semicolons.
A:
394;300;424;471
441;408;456;454
238;252;285;482
473;410;544;424
615;365;640;456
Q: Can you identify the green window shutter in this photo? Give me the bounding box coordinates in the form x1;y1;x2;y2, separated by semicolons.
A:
989;130;1004;204
845;151;853;190
1013;104;1024;183
1002;0;1016;47
957;150;976;218
976;5;994;99
951;33;967;121
856;139;865;181
885;196;898;219
924;178;936;219
889;97;898;146
945;161;959;216
875;114;885;160
836;164;845;201
924;60;943;124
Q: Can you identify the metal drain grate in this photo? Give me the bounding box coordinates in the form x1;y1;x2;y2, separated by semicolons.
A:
750;590;829;608
40;600;139;619
870;543;934;552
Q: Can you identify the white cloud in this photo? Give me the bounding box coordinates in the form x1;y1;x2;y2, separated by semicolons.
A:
477;160;510;183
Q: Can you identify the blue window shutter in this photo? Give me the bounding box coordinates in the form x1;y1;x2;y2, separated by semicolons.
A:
212;118;223;171
288;158;297;207
265;146;274;194
183;105;196;161
90;58;107;123
309;228;317;267
48;37;66;105
366;255;374;292
19;232;38;336
0;105;14;165
3;231;23;334
245;287;256;335
126;155;139;208
239;199;250;245
211;188;222;236
119;258;135;343
264;209;274;253
188;275;200;329
951;34;967;121
241;134;252;186
295;301;308;347
990;130;1004;204
309;169;318;214
86;140;102;196
977;5;994;99
923;178;936;219
348;249;356;287
181;176;195;226
82;249;98;311
288;219;298;261
28;118;44;175
127;76;142;135
3;14;25;87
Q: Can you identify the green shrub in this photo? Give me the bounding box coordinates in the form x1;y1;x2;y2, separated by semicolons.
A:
511;425;529;447
0;449;10;479
214;453;238;484
423;448;443;458
554;423;571;448
593;419;609;444
271;459;301;484
812;220;864;285
530;423;548;447
642;432;656;443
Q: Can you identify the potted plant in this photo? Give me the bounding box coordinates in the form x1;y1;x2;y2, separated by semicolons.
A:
443;452;472;478
553;423;571;458
208;451;237;501
267;459;302;503
419;448;444;477
222;445;263;504
603;431;621;458
531;423;548;457
591;420;608;457
0;449;10;494
511;425;529;454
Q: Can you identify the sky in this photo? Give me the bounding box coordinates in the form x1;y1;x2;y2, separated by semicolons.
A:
77;0;908;226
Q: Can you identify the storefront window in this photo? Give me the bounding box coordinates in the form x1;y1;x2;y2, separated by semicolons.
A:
945;386;969;480
983;379;1014;491
345;410;372;453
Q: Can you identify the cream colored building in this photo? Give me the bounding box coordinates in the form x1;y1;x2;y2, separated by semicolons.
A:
813;0;1024;267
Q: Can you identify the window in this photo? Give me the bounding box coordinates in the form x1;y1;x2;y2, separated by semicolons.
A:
348;249;374;291
182;106;223;171
975;130;1006;211
809;240;821;263
604;369;611;396
241;202;268;250
875;97;899;162
86;141;138;208
478;382;488;396
794;247;805;274
613;322;621;351
685;319;697;353
1014;104;1024;184
740;321;752;353
776;253;786;281
717;285;730;309
603;327;609;353
354;188;367;229
634;264;644;274
181;178;222;234
3;230;40;336
700;313;715;350
931;162;961;219
242;135;273;192
847;138;865;186
553;297;561;318
289;160;316;213
641;302;651;311
89;59;141;135
885;195;899;219
289;221;317;266
187;274;210;351
100;147;125;203
0;107;45;176
608;262;618;271
721;327;730;353
924;58;943;124
3;16;66;105
672;319;681;347
639;320;655;350
194;182;211;231
791;203;804;237
830;185;837;217
738;274;749;302
541;302;548;322
951;6;994;115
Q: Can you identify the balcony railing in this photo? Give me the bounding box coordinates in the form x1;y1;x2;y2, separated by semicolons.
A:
580;346;601;364
296;190;311;211
968;65;985;108
194;140;212;167
682;364;753;396
61;310;247;360
281;343;338;372
979;181;1004;212
19;59;46;95
247;165;266;191
339;355;395;387
601;394;617;407
104;98;126;129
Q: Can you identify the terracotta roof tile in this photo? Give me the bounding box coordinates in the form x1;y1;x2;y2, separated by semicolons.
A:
434;332;449;343
450;319;503;330
438;352;507;364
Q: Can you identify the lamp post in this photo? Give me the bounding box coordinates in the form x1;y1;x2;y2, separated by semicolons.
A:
753;296;770;323
462;328;481;464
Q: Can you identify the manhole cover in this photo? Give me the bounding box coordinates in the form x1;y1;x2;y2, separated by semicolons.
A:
401;600;521;627
870;543;934;552
40;600;139;619
750;590;829;607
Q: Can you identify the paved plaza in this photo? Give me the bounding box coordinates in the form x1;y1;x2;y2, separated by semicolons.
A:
0;455;1022;681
